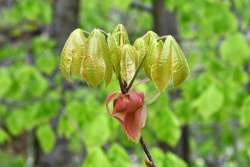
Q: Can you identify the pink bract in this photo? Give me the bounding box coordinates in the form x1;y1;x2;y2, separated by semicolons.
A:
106;92;147;142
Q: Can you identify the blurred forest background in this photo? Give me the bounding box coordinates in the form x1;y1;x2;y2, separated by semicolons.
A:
0;0;250;167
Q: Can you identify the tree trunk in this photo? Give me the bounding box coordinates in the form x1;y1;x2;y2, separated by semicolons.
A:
0;0;13;8
151;0;191;166
51;0;80;48
152;0;179;40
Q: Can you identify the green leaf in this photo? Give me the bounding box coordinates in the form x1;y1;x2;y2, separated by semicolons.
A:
83;147;111;167
0;68;12;97
81;29;109;86
112;24;130;46
100;34;113;86
0;129;9;144
193;85;224;118
83;114;111;149
13;65;48;98
240;96;250;127
33;35;57;74
65;101;83;123
151;106;181;146
60;28;87;79
108;24;130;77
151;36;189;92
171;36;190;87
151;38;170;92
35;52;58;74
6;110;26;135
58;115;76;138
107;33;121;76
220;33;249;66
120;44;138;82
165;152;187;167
107;144;131;167
133;37;147;65
150;148;165;167
36;124;55;153
142;31;158;79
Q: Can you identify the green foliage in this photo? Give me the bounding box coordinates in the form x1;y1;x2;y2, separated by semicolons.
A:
149;95;181;146
32;35;57;74
142;148;187;167
83;148;112;167
165;152;187;167
0;129;9;144
8;65;48;99
83;114;111;148
193;85;224;119
0;42;28;61
240;97;250;127
155;110;181;146
1;0;250;166
36;124;56;153
220;33;250;66
150;148;166;167
6;108;34;135
0;0;51;27
83;144;132;167
0;68;12;97
107;144;131;167
0;152;25;167
113;0;132;11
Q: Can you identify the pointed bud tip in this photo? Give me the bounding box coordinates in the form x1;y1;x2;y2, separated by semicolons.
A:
72;28;83;33
115;24;126;29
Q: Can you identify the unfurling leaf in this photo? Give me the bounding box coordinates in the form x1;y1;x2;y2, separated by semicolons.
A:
142;31;159;79
151;35;189;92
133;38;147;66
151;39;169;92
107;24;130;76
60;28;86;79
81;29;112;87
112;24;130;46
120;44;138;82
107;33;122;76
171;36;190;87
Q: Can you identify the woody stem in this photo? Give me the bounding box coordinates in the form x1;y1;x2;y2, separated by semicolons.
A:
118;74;127;94
140;137;156;167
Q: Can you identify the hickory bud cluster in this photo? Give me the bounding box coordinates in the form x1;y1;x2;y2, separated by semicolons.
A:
60;24;189;92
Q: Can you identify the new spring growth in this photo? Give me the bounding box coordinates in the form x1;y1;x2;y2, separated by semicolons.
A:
59;24;190;142
106;92;146;142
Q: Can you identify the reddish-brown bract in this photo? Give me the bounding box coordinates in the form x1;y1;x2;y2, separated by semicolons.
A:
106;92;147;142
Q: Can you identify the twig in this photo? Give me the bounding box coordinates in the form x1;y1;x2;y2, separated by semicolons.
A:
118;74;127;94
140;137;156;167
126;55;147;92
118;66;156;167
